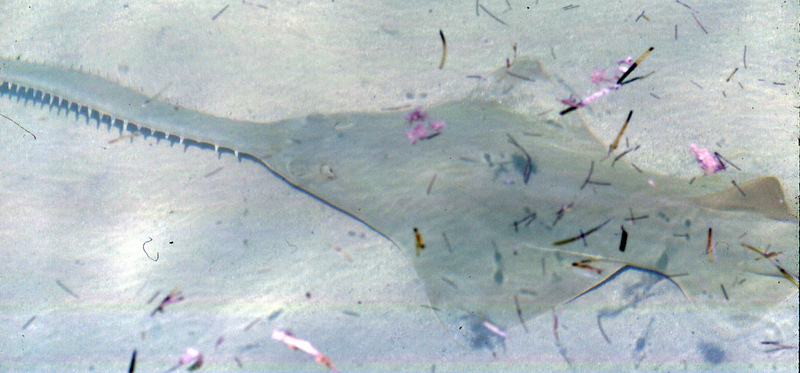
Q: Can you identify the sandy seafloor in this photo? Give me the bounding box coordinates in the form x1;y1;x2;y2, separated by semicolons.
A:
0;1;797;372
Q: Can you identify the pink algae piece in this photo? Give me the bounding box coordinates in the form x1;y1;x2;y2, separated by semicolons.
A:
430;120;446;131
406;123;429;144
404;107;428;123
690;143;724;175
404;108;445;144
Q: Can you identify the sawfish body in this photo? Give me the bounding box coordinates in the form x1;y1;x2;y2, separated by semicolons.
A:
1;57;796;349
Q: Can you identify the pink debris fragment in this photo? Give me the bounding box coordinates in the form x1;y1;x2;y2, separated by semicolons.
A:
404;107;428;123
482;320;508;339
580;86;618;106
406;123;429;144
591;69;611;85
561;85;619;109
690;143;725;175
560;54;635;112
151;288;184;317
403;107;446;144
560;97;583;108
166;347;203;372
272;329;338;372
410;123;428;139
617;56;634;65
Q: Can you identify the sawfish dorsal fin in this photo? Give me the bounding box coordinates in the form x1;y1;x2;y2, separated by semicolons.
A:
693;176;797;222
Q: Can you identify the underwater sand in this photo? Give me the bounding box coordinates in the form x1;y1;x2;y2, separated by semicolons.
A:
0;1;797;371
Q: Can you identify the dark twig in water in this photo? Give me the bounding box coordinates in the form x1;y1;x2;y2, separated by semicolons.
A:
441;277;458;289
731;180;746;196
128;350;137;373
426;173;437;195
761;341;798;352
514;294;529;333
691;13;708;34
551;310;561;344
151;287;184;316
505;71;534;81
552;202;574;227
142;237;159;261
242;1;268;10
267;309;283;321
507;133;533;184
572;259;603;274
413;227;425;256
442;232;452;253
617;47;654;85
146;291;161;304
713;152;740;171
597;315;612;344
625;208;649;224
56;280;79;299
553;218;613;246
1;113;36;139
243;317;261;332
512;207;537;232
22;316;36;330
619;225;628;252
726;68;738;82
438;30;447;69
108;132;139;144
581;161;611;190
743;45;747;69
211;4;229;20
477;4;508;26
741;243;799;287
606;110;633;156
707;228;715;262
676;0;699;13
611;145;641;167
142;82;172;106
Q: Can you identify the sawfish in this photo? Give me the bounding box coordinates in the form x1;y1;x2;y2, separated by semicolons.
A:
1;56;797;350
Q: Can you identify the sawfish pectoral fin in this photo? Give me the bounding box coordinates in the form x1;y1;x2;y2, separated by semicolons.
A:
692;176;797;222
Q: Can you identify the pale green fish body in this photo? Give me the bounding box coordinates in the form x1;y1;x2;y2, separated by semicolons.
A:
1;56;796;351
